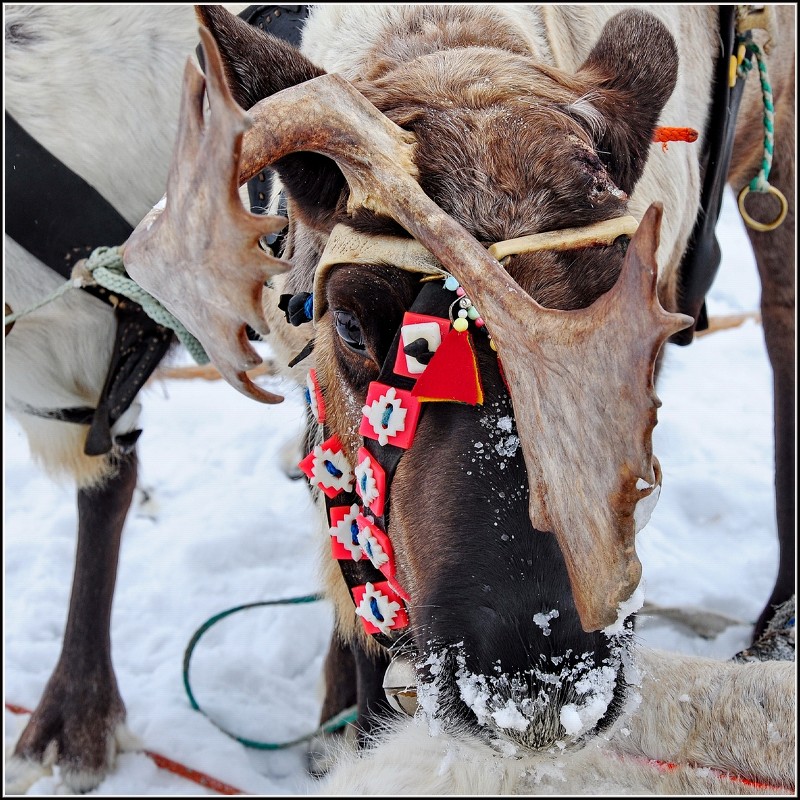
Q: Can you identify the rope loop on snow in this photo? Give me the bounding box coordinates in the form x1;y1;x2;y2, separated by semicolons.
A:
183;594;358;750
735;39;788;231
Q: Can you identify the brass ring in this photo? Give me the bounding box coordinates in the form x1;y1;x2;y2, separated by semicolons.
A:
738;184;789;232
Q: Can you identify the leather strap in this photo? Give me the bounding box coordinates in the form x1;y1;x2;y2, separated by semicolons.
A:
5;111;134;280
328;280;460;650
671;6;747;345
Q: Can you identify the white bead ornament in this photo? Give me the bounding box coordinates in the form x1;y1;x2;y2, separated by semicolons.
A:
362;386;408;446
329;503;363;561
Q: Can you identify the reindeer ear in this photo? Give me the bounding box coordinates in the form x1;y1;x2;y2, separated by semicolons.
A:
196;5;346;231
577;10;678;195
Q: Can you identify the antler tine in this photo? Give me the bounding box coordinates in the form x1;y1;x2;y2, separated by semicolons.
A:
123;30;290;404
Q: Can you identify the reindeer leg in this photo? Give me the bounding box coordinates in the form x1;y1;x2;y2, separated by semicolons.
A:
9;449;138;793
307;631;358;777
731;92;795;640
307;630;393;777
352;638;393;745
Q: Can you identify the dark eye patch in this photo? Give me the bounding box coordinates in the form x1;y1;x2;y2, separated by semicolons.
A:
326;264;419;369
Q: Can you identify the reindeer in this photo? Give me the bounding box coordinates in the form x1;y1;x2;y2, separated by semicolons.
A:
124;0;795;757
3;4;308;792
17;2;794;791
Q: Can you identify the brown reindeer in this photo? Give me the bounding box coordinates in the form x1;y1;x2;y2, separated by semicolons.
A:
122;3;795;773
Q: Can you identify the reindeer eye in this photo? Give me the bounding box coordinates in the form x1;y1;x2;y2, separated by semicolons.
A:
334;310;365;351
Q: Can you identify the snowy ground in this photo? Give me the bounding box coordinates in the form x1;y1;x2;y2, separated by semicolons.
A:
3;191;783;794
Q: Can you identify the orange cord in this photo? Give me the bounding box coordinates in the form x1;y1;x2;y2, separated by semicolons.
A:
6;701;792;794
5;703;245;795
638;755;790;793
652;126;699;151
144;750;244;795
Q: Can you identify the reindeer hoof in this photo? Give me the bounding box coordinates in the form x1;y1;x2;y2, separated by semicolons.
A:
8;671;131;793
734;595;795;663
306;725;357;778
7;720;136;794
4;753;53;795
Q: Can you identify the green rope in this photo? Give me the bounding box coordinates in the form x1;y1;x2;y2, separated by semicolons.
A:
4;246;210;365
737;40;775;193
3;280;77;326
183;594;358;750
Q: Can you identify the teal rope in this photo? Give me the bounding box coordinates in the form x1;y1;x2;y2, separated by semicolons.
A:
4;246;210;365
183;594;358;750
3;280;76;326
737;40;775;193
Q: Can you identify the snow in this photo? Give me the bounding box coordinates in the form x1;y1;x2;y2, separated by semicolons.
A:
3;191;782;794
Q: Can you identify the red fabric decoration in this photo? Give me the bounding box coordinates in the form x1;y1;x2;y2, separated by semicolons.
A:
411;328;484;405
352;581;409;635
329;504;364;561
359;382;422;449
392;312;451;379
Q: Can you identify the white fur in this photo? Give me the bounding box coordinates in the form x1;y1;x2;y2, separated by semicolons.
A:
318;648;795;795
301;4;714;289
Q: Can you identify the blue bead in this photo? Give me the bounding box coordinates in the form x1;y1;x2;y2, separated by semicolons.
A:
444;276;459;291
324;460;343;478
369;596;385;622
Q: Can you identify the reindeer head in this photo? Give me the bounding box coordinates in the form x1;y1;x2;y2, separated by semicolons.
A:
124;6;691;752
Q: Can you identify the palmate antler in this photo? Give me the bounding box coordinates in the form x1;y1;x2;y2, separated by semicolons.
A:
123;24;691;631
123;28;291;403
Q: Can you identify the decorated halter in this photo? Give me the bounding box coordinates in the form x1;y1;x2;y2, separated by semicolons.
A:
295;215;639;648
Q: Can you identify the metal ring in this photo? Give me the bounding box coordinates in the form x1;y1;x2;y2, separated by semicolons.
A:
738;184;789;232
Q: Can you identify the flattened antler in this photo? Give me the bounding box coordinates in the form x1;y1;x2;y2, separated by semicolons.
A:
124;23;692;630
122;27;290;403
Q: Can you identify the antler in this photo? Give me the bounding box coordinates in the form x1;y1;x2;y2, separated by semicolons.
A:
122;28;290;403
124;26;691;630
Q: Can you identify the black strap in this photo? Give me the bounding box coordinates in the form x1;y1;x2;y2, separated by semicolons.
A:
328;280;461;650
670;6;748;345
5;112;134;280
84;300;174;456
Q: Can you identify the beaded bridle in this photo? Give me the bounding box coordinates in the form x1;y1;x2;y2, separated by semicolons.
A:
297;215;640;649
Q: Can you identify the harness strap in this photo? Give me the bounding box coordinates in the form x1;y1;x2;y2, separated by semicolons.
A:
5;112;174;455
670;6;748;345
5;112;134;279
321;280;470;650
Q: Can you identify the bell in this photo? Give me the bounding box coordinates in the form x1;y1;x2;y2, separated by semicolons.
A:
383;654;418;716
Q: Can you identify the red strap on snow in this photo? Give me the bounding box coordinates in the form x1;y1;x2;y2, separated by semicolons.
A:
5;702;245;795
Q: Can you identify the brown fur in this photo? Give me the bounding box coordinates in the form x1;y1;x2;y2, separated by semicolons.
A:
129;2;794;766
